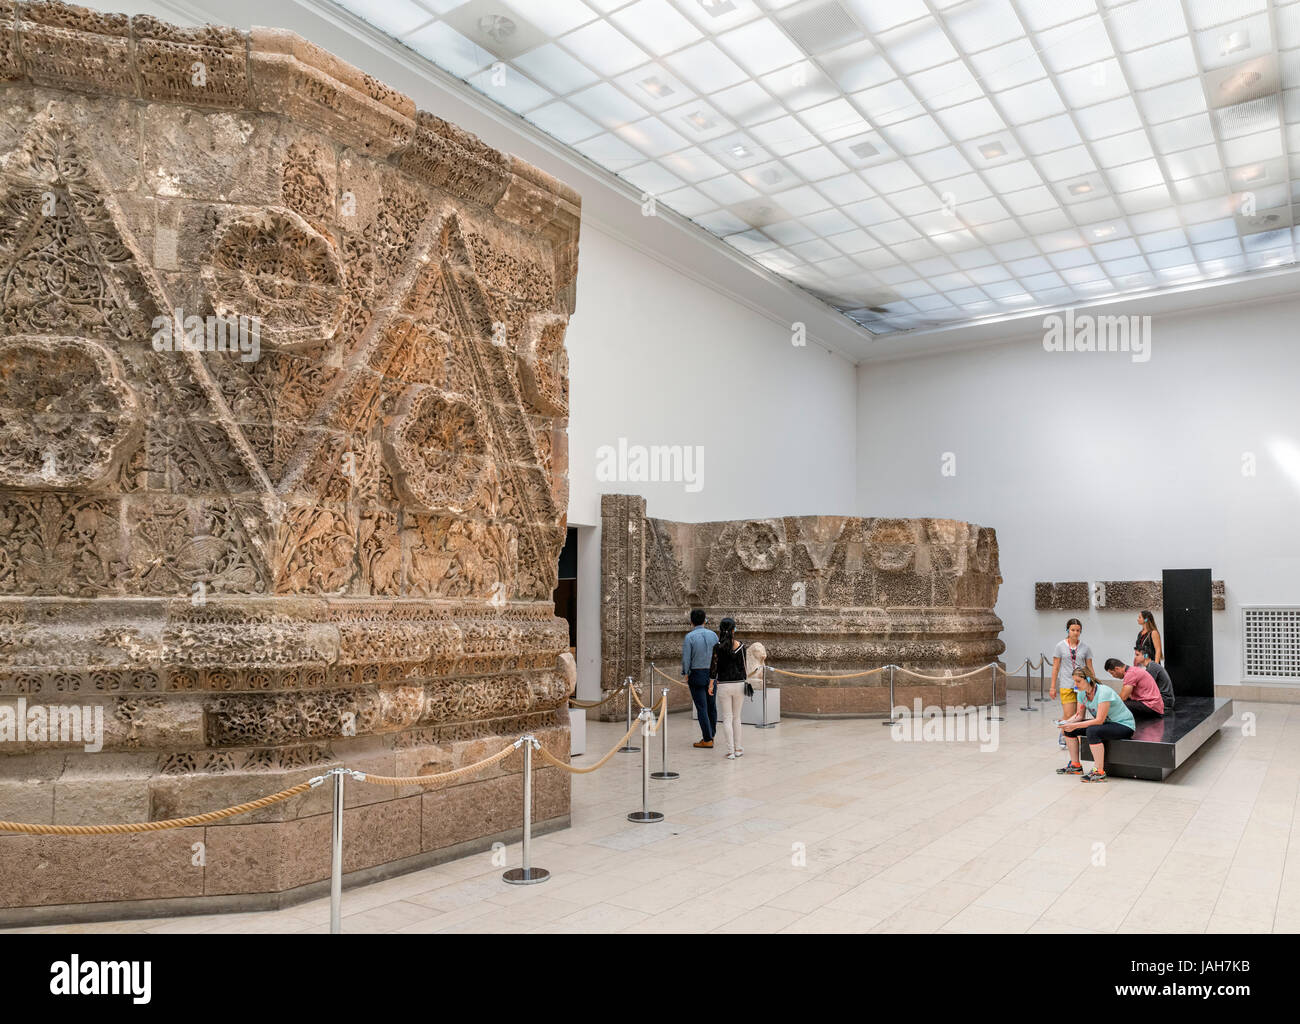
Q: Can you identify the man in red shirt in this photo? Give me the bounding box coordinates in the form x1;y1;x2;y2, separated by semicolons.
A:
1104;658;1164;718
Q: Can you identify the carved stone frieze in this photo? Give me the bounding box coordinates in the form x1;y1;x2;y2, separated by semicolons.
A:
0;1;579;914
602;496;1005;717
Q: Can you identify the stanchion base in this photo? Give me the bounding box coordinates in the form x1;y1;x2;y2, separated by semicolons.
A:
881;719;898;726
617;745;641;753
754;723;778;729
502;867;550;885
1035;697;1050;702
1019;706;1039;712
650;771;679;780
627;810;664;823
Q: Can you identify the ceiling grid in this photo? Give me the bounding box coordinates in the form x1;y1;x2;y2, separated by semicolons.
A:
327;0;1300;335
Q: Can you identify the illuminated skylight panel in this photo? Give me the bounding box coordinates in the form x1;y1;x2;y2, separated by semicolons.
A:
328;0;1300;336
609;0;703;55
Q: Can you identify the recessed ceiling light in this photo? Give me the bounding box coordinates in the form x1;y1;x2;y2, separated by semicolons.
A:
1068;182;1093;195
1220;69;1263;96
979;141;1006;160
850;141;879;159
685;111;716;131
1220;29;1250;56
1239;166;1265;183
729;144;751;158
639;76;674;99
1092;226;1116;239
478;15;516;44
698;0;736;17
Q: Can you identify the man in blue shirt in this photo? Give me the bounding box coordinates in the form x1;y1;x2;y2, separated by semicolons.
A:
682;609;719;747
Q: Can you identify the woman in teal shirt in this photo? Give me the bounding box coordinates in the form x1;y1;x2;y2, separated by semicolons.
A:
1055;667;1135;782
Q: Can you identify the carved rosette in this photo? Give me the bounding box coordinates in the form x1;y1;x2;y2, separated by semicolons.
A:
0;334;140;489
203;206;346;346
735;519;784;571
384;386;497;515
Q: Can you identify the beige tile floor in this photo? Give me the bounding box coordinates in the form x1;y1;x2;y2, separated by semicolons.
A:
5;699;1299;934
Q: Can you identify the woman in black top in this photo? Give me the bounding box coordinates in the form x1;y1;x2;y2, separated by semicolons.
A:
1136;610;1162;663
709;617;748;759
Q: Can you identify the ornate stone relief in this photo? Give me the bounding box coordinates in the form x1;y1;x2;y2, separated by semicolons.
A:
204;206;347;345
602;496;1005;716
0;334;141;488
0;1;580;910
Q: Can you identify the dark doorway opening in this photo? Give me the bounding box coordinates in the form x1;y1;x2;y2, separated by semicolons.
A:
553;527;577;652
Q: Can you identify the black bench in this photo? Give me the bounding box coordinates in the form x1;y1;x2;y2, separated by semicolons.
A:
1079;696;1234;780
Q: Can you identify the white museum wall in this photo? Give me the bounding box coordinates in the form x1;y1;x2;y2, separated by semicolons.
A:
565;226;858;696
856;293;1300;691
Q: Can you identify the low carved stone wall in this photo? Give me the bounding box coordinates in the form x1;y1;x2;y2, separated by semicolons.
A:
0;2;579;917
1035;580;1226;610
601;496;1006;717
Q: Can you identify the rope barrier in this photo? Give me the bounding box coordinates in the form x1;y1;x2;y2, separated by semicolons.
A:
537;717;642;775
0;648;1043;838
893;662;998;680
568;683;628;710
352;743;519;787
649;664;692;689
0;780;315;835
768;665;888;680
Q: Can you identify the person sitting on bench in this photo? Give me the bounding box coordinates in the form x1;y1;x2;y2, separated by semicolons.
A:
1133;650;1175;712
1057;667;1135;782
1104;657;1164;719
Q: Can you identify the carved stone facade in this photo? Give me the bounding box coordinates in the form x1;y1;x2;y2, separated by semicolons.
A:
0;2;578;917
601;496;1006;717
1035;580;1226;611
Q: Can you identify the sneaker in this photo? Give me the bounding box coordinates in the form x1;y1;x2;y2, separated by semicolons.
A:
725;752;738;760
693;739;713;748
1055;762;1083;775
735;748;744;757
1081;770;1108;782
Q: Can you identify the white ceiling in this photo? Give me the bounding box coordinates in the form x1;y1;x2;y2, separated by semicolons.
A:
326;0;1300;341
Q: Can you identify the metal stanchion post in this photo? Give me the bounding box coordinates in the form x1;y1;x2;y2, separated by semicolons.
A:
618;675;640;753
1020;659;1037;712
628;710;664;823
330;768;344;934
989;663;1005;722
756;663;777;729
504;737;549;884
650;687;678;780
881;665;899;726
1036;656;1049;701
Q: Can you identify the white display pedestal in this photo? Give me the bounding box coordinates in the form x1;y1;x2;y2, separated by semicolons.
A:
744;686;780;726
688;687;780;726
569;706;586;756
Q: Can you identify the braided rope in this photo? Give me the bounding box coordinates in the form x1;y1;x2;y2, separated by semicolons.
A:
768;665;887;680
894;662;998;680
0;780;314;835
354;743;518;787
536;717;643;775
649;665;692;689
568;683;628;710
